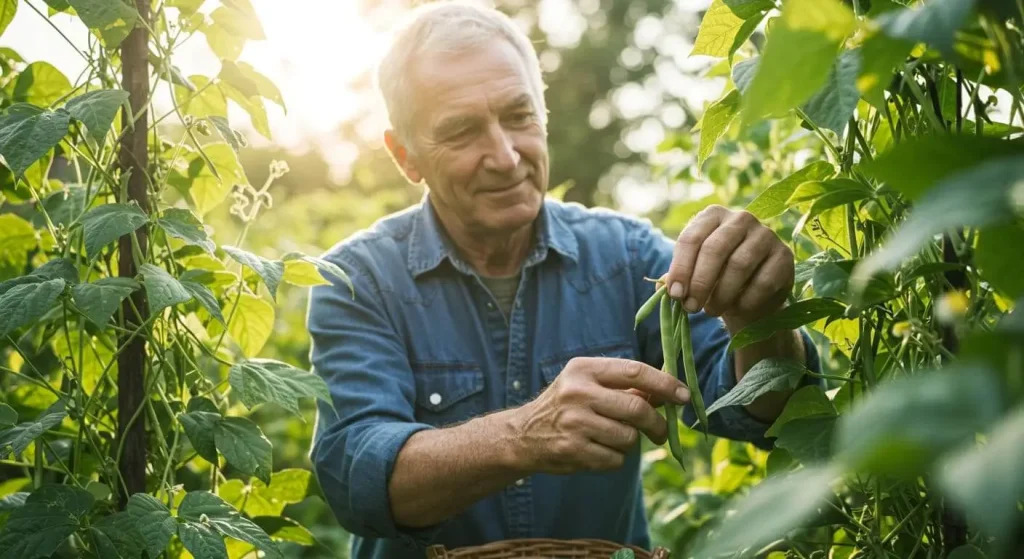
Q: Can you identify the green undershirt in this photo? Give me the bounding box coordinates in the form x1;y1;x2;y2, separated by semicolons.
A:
480;273;521;317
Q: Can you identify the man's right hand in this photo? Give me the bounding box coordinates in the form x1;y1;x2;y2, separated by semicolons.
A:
511;357;691;475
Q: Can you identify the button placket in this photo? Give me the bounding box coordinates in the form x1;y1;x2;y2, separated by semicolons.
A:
503;269;533;538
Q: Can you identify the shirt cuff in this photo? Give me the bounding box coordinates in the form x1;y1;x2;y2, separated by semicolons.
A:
315;420;447;548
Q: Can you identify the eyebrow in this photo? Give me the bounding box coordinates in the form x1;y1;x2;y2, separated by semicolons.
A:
433;93;536;139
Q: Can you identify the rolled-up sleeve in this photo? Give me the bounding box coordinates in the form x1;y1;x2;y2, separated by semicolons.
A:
629;219;823;448
306;250;441;546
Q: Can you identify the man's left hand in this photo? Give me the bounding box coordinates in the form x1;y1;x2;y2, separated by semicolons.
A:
664;205;794;333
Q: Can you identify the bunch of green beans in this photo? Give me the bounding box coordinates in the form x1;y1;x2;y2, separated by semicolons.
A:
634;281;708;469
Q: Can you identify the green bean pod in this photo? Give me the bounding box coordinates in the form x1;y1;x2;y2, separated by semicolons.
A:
635;284;667;329
659;294;687;470
677;308;708;437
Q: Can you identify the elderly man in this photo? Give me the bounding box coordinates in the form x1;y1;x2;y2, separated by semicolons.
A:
307;1;820;556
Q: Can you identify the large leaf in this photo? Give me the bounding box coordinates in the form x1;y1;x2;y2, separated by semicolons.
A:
178;521;227;559
731;56;758;94
860;136;1024;200
0;484;93;558
741;0;856;126
938;406;1024;543
179;276;225;324
856;31;914;109
168;142;247;216
774;415;837;464
801;49;859;136
0;0;15;38
747;161;835;219
10;62;71;107
973;223;1024;299
67;0;140;47
0;108;70;177
766;385;837;438
32;257;80;284
697;89;740;169
705;358;808;416
0;401;67;459
282;260;330;287
222;246;283;300
126;494;176;559
229;358;332;415
253;517;315;546
214;417;273;484
180;410;221;464
64;89;129;141
282;252;353;296
231;61;284;111
71;277;139;327
222;292;274;357
691;0;772;58
876;0;978;55
91;511;145;559
220;81;271;139
729;298;846;351
157;207;215;253
80;203;149;258
175;75;227;119
693;465;840;557
139;263;193;315
0;404;15;427
0;278;65;336
835;366;1002;478
853;156;1024;285
179;491;281;559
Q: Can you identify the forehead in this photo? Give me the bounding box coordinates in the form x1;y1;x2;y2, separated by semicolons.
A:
408;39;535;129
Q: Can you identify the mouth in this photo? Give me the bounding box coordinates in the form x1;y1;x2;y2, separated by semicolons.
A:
484;178;527;193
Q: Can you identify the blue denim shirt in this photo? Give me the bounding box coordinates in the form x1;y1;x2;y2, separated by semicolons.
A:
307;196;820;558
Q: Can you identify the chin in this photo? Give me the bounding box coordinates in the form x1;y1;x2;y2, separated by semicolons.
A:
480;195;542;233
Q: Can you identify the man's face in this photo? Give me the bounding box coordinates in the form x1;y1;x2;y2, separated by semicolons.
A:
390;38;549;237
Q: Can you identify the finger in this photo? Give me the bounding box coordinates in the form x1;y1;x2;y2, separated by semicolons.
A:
704;227;777;317
666;206;726;301
583;413;648;450
580;442;627;472
625;388;666;408
590;388;669;444
589;358;689;405
735;245;794;316
685;211;757;313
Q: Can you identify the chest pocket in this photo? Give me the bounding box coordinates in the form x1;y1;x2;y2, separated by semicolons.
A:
539;342;637;387
413;366;486;427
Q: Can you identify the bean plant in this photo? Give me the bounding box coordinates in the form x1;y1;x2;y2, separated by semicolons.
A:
0;1;345;558
636;0;1024;557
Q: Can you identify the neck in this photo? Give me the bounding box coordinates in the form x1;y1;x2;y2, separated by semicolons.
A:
432;204;534;278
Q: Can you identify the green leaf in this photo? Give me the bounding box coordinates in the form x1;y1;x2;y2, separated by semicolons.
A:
693;465;839;557
157;207;215;253
223;246;284;300
860;136;1024;200
0;401;67;459
64;89;129;141
10;62;71;107
0;484;93;558
705;358;807;416
208;116;245;152
230;358;332;415
775;415;836;464
179;491;281;559
692;0;771;58
856;32;914;109
81;203;149;258
175;75;227;119
741;0;855;126
611;549;636;559
731;56;759;96
203;20;245;62
67;0;140;47
209;1;265;41
252;517;315;546
179;521;227;559
939;406;1024;543
801;49;860;136
972;223;1024;299
126;493;176;559
180;276;225;324
221;81;271;139
0;278;65;336
180;410;221;464
747;161;835;219
853;156;1024;285
71;277;139;327
282;252;353;296
91;511;145;559
139;263;193;315
0;404;15;428
697;89;740;169
729;299;846;351
232;62;284;111
811;261;895;308
39;184;89;228
32;257;80;284
766;385;836;438
0;0;16;38
168;143;248;216
167;0;204;16
282;260;330;287
877;0;978;55
835;366;1002;478
222;292;274;357
215;417;273;485
0;214;38;265
0;108;70;177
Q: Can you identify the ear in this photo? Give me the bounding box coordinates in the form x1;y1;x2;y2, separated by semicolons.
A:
384;129;423;184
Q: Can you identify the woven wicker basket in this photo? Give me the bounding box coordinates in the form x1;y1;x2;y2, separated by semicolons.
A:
425;538;671;559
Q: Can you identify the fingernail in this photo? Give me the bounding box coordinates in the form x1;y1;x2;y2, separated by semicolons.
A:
685;297;699;313
669;282;684;299
675;385;690;404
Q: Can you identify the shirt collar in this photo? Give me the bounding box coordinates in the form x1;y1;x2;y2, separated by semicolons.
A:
406;193;579;278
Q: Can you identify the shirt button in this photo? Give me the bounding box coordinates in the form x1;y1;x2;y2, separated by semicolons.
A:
512;380;522;391
515;478;525;487
429;393;442;406
486;302;495;310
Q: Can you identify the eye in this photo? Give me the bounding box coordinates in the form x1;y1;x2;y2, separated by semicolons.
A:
506;111;534;125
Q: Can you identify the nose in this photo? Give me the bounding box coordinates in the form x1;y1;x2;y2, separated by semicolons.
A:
482;124;520;174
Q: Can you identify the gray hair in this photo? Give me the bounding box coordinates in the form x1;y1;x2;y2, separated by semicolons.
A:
376;0;549;149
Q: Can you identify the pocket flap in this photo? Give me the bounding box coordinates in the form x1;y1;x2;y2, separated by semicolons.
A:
539;343;636;385
414;369;485;412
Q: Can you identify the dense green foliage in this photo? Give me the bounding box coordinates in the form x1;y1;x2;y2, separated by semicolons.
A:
1;0;1023;558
